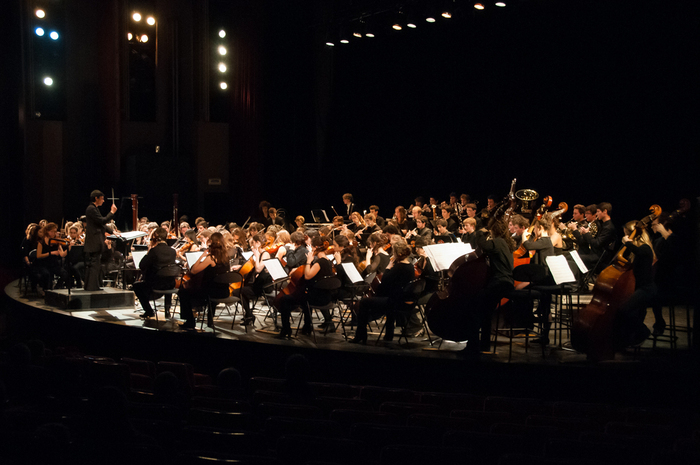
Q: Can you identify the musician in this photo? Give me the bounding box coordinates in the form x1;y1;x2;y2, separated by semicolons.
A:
342;193;356;219
563;204;586;251
282;231;310;273
649;214;679;336
133;227;177;319
356;213;381;247
440;206;459;233
407;215;433;244
176;229;200;261
616;221;657;347
258;200;272;226
294;215;306;232
465;203;483;230
574;202;617;269
369;205;386;229
65;224;84;289
275;235;336;338
545;213;564;254
459;218;478;249
349;241;416;344
462;220;515;355
413;196;430;214
268;208;285;228
479;195;498;220
329;216;345;241
458;194;471;219
434;219;458;244
178;232;231;329
347;212;365;234
35;222;68;293
508;215;529;248
362;231;391;277
394;206;415;236
84;190;117;291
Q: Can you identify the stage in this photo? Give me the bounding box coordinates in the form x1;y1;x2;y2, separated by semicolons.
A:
3;279;697;408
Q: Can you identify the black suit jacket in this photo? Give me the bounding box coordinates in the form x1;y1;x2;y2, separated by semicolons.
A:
140;242;177;288
84;203;114;253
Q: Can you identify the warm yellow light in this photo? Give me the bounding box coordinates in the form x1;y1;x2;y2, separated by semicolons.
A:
220;82;228;90
146;16;156;26
127;32;133;40
442;12;452;18
474;3;485;10
392;23;402;30
36;9;46;19
218;63;227;72
133;12;142;21
141;34;148;43
219;30;226;38
218;46;227;55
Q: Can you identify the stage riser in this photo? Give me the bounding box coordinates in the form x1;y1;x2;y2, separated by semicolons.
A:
44;289;134;310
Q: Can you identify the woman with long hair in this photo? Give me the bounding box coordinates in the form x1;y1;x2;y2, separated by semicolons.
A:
35;222;68;294
178;232;231;329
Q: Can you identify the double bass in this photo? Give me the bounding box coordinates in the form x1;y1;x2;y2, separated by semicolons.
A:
571;204;661;361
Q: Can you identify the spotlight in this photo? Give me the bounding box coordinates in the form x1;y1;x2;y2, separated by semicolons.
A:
474;3;485;10
127;32;133;40
495;2;506;6
35;9;46;19
339;26;350;44
49;31;59;40
442;0;455;18
218;45;227;55
392;10;405;30
35;27;45;37
133;12;142;21
218;63;227;72
219;29;226;38
43;77;53;86
146;16;156;25
141;34;148;43
220;82;227;90
364;18;375;38
325;41;335;47
426;16;436;23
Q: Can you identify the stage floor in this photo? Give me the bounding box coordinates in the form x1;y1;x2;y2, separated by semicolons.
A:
4;279;691;366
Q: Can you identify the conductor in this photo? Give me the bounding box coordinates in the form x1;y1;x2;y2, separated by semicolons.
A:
84;190;118;291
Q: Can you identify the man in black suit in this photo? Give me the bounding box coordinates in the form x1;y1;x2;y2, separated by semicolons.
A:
84;190;118;291
342;193;356;220
133;227;177;318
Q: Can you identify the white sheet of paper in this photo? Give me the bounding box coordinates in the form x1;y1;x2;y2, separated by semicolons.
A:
546;255;577;285
341;262;364;284
568;250;588;274
132;251;147;269
263;259;288;281
241;251;254;260
111;231;147;241
185;251;204;269
422;243;474;271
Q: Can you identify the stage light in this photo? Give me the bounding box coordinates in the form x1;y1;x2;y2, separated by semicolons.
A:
220;82;227;90
49;31;59;40
218;45;227;55
325;41;335;47
35;27;45;36
127;32;133;40
219;29;226;38
43;77;53;86
133;12;142;21
218;63;227;72
495;2;506;6
426;16;436;23
474;3;485;10
406;11;418;28
146;16;156;25
392;9;405;30
364;18;375;38
140;34;148;43
35;9;46;19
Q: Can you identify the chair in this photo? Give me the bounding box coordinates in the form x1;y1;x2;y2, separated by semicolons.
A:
202;271;242;332
150;264;183;322
303;276;342;338
376;278;426;345
493;264;547;361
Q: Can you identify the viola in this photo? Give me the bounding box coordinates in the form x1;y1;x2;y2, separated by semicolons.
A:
571;204;661;361
231;256;255;292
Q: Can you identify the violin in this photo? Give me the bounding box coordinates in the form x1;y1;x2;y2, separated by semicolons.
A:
571;204;662;361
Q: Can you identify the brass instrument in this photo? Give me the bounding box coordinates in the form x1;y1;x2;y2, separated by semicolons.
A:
589;220;598;238
515;189;538;216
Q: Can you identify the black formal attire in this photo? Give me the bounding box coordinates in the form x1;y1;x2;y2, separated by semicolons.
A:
616;243;656;347
35;238;66;290
362;251;390;278
521;235;556;340
650;233;680;332
374;215;387;229
460;231;478;249
277;257;335;334
84;203;114;291
133;242;177;317
179;262;230;328
344;202;356;220
357;224;380;248
284;246;309;273
354;262;415;341
466;232;514;353
397;219;416;236
573;219;617;269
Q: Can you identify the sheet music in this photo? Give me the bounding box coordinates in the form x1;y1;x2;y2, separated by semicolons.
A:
132;251;147;269
545;255;577;285
341;262;364;284
185;251;204;269
263;259;288;281
108;231;148;241
241;251;253;261
422;243;474;271
568;250;588;274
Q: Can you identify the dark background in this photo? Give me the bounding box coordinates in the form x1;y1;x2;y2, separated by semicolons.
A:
1;0;698;267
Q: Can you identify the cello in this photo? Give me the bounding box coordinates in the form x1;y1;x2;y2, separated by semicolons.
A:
571;204;661;361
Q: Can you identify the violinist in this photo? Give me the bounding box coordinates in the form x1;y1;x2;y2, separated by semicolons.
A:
35;222;68;294
21;223;39;267
84;189;117;291
349;240;415;344
179;222;190;237
283;231;310;272
275;235;336;338
616;221;657;347
178;232;231;329
133;227;177;319
361;231;391;277
65;224;84;289
464;220;515;355
176;229;200;261
369;205;386;229
573;202;617;270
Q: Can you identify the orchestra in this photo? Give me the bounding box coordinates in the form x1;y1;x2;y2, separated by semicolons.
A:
19;186;695;358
